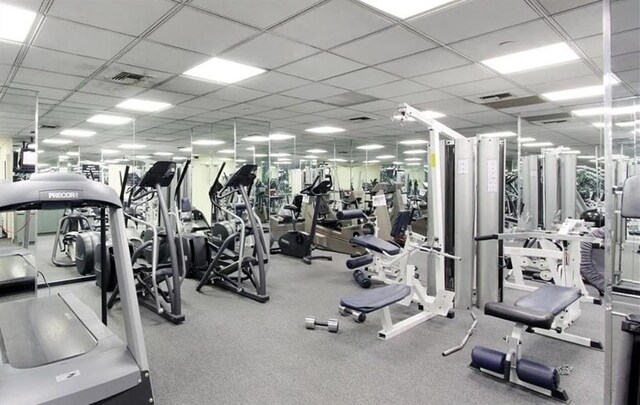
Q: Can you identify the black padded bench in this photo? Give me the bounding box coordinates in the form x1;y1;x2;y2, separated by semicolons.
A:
351;235;401;256
485;284;581;330
340;284;411;318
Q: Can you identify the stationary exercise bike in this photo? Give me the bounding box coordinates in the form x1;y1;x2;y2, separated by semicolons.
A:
277;175;332;265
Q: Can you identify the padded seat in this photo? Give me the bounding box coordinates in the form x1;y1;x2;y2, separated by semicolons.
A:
351;234;401;256
485;284;581;330
340;284;411;313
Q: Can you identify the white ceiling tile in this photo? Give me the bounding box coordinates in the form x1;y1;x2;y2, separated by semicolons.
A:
7;84;69;101
1;42;23;66
253;109;301;120
331;26;437;65
78;79;147;98
135;88;195;104
177;96;237;110
437;117;483;129
221;33;318;69
285;101;334;114
250;94;302;108
153;105;208;119
359;79;428;98
508;61;594;86
316;107;366;119
209;86;269;102
274;0;391;49
537;0;598;14
278;52;364;81
527;74;601;93
0;64;10;84
239;71;311;93
156;76;224;96
48;0;175;36
349;99;398;113
281;83;347;100
190;0;319;28
21;47;104;77
35;18;133;60
150;7;257;55
221;103;273;116
412;64;495;88
119;40;210;74
13;67;85;90
66;92;122;108
376;48;468;78
613;52;640;75
575;35;601;58
388;89;456;105
554;0;638;40
613;29;640;56
323;68;399;91
450;20;562;60
411;0;539;44
464;110;517;125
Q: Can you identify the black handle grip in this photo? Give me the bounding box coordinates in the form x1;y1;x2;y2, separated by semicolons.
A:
475;234;498;241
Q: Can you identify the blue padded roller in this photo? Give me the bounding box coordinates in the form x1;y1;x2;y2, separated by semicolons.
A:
346;254;374;269
516;358;559;391
340;284;411;313
351;235;401;256
471;346;506;375
337;209;366;220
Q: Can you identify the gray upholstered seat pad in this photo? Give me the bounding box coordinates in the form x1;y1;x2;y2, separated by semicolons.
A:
340;284;411;313
485;285;581;329
351;235;401;256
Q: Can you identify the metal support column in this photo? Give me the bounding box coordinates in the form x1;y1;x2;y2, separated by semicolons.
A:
560;154;577;220
454;138;475;309
543;150;560;229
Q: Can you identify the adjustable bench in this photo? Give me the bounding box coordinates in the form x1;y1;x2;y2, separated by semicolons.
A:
339;283;454;340
470;284;588;402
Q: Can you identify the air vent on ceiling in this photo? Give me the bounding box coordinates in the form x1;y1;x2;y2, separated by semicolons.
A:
478;92;515;102
322;92;378;107
484;95;546;110
524;112;572;124
111;71;147;85
348;116;373;122
40;124;58;129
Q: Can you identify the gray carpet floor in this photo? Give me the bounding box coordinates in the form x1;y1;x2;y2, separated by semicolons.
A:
42;248;607;405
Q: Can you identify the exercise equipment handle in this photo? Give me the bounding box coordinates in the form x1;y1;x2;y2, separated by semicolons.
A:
475;234;498;241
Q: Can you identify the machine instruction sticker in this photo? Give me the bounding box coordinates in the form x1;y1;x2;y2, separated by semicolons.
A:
302;194;310;203
372;194;386;207
487;159;499;193
457;159;469;174
56;370;80;382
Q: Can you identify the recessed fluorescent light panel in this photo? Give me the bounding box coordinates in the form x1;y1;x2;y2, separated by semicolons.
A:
405;157;422;161
43;138;72;145
363;160;380;164
305;126;345;134
153;152;173;156
303;155;318;159
358;0;456;19
219;149;235;154
306;149;327;154
572;105;640;117
403;149;427;155
192;139;226;146
356;144;384;150
616;121;640;128
479;131;517;138
399;139;429;145
183;57;265;84
376;155;395;159
328;158;347;162
102;149;118;154
60;129;96;137
0;4;36;42
119;143;146;149
269;133;295;140
542;85;607;101
66;151;79;156
87;114;132;125
523;142;554;147
242;135;269;142
117;99;172;112
271;153;291;158
179;147;192;153
481;43;579;74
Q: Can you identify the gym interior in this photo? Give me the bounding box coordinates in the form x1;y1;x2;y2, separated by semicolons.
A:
0;1;638;404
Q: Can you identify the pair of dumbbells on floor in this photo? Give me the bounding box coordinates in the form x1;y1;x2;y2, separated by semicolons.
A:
305;316;339;333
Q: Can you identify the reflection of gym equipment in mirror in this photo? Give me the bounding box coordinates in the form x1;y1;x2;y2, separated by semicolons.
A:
51;208;95;268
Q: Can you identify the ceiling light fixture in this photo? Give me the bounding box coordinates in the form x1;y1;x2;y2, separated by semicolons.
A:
87;114;132;125
303;155;318;159
405;157;422;161
43;138;72;145
407;162;421;166
66;151;79;156
305;126;346;134
58;155;69;160
478;131;517;138
398;139;429;145
357;0;456;19
328;158;348;162
135;155;151;159
364;160;380;164
183;57;265;84
254;153;268;158
560;150;581;155
153;152;174;156
572;105;640;117
269;133;295;140
119;143;146;149
235;159;247;163
376;155;395;159
173;156;188;161
522;142;554;147
116;99;172;112
518;137;536;143
542;85;606;101
271;153;291;158
0;4;36;42
403;149;427;155
356;144;384;150
577;155;597;160
242;135;269;142
306;149;327;154
60;129;96;137
192;139;226;146
102;149;118;154
179;147;192;153
616;121;640;128
219;149;235;154
481;43;579;74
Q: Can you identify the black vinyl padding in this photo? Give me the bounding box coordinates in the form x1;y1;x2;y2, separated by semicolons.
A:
517;358;560;390
485;284;581;329
471;346;506;374
351;234;401;256
337;209;365;220
340;284;411;313
346;253;374;269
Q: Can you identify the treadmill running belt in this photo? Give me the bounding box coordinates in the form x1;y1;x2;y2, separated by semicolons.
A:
0;295;97;369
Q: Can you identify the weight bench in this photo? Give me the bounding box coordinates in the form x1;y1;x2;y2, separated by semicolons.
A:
470;284;591;402
339;282;453;340
347;234;415;288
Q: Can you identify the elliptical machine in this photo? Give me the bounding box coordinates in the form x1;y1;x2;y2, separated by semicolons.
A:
277;175;333;265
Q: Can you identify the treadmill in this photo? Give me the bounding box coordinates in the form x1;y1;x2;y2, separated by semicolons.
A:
0;173;154;404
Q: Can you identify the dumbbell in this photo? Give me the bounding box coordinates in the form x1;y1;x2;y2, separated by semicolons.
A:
305;316;339;333
353;269;371;288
